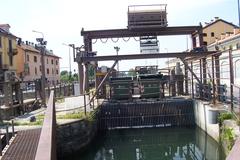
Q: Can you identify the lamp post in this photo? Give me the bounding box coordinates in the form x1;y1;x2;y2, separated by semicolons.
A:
62;43;72;80
114;46;120;72
33;30;47;107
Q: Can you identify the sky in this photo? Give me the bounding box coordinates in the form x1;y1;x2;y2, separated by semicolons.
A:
0;0;239;72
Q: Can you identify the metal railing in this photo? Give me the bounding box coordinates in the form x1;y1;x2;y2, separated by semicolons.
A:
35;90;56;160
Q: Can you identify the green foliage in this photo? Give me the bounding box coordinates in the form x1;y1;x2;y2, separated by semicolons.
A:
222;127;235;151
218;112;233;125
57;112;86;119
60;70;78;82
128;68;137;77
60;70;68;76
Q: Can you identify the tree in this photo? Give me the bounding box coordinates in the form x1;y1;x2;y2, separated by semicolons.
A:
128;68;136;77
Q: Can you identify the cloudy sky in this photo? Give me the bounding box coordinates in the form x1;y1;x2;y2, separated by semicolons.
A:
0;0;238;72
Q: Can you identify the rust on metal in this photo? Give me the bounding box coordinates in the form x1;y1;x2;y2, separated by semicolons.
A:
2;129;41;160
35;90;56;160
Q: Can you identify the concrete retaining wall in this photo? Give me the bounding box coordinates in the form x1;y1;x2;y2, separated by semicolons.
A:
56;119;97;159
194;100;224;142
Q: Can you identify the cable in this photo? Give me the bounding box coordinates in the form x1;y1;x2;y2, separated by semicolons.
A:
92;39;98;44
111;38;119;43
122;37;130;42
100;38;108;43
133;37;140;41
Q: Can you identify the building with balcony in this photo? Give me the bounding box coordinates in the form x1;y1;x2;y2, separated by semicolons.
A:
16;40;60;85
0;24;18;82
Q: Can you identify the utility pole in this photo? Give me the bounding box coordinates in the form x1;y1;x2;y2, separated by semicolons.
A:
33;30;47;107
114;46;120;72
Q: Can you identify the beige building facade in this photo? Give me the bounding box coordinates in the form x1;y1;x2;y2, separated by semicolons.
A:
16;41;60;85
202;18;238;45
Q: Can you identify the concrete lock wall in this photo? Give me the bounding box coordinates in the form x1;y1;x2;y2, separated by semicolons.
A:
193;100;224;142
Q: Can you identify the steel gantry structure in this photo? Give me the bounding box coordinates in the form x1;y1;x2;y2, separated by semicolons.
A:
76;25;220;101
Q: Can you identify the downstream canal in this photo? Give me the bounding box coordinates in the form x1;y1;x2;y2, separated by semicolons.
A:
70;127;225;160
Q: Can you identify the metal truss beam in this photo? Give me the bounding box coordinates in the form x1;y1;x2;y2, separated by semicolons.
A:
81;26;202;39
79;51;216;62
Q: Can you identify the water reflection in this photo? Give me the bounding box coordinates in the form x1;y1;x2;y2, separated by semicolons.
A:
72;127;225;160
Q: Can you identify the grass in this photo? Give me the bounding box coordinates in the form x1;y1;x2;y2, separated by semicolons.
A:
218;112;233;125
57;112;86;119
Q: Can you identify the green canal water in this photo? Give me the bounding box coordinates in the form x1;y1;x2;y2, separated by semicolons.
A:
71;127;225;160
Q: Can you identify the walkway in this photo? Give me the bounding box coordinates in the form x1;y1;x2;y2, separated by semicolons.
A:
1;128;41;160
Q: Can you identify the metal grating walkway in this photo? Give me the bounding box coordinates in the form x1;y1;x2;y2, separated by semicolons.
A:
2;128;41;160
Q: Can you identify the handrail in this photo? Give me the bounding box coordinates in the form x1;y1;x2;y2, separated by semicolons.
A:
35;90;56;160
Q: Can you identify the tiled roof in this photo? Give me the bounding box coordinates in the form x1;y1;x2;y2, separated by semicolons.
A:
203;19;238;29
0;27;17;38
20;43;40;53
18;43;61;59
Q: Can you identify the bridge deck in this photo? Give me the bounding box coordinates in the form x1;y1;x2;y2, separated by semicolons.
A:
2;128;41;160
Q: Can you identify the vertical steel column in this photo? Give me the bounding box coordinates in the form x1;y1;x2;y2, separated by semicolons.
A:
83;37;92;93
6;126;9;145
40;47;46;107
228;49;234;111
215;55;221;101
211;56;216;104
199;59;203;99
191;62;194;98
78;61;84;95
184;63;189;95
83;62;89;93
202;58;207;100
202;58;207;84
191;35;196;48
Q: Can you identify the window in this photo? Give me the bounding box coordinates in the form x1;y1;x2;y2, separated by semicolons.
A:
203;41;208;45
211;32;215;37
8;39;12;52
56;69;59;74
35;67;37;75
27;55;29;61
235;59;240;79
203;33;207;37
52;68;54;74
47;68;49;74
9;55;13;66
0;36;2;48
56;60;58;65
34;56;37;62
51;59;53;64
47;58;48;64
236;43;240;49
220;61;229;79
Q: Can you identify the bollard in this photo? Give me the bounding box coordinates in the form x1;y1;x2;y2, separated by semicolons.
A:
11;120;15;137
6;125;9;145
